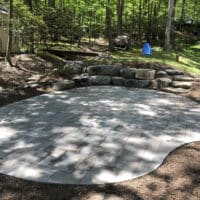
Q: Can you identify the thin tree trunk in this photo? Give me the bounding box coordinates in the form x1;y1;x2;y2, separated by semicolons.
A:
154;0;162;41
171;0;177;45
29;1;34;53
5;0;13;66
106;0;113;50
117;0;124;35
138;0;142;39
180;0;186;22
164;0;175;51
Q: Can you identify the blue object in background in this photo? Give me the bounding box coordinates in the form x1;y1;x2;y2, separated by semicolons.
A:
142;42;152;55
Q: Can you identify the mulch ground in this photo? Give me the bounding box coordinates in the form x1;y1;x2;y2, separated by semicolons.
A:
0;55;199;200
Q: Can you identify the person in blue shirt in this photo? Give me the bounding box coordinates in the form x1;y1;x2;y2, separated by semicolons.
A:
142;42;152;56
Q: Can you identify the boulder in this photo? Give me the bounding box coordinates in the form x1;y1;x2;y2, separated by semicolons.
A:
173;75;194;81
120;68;137;78
112;77;125;86
90;76;111;85
114;63;124;68
165;69;184;75
156;71;168;78
161;87;190;94
59;63;83;77
125;79;150;88
157;78;172;88
172;81;192;89
150;80;158;89
72;73;90;87
135;69;156;80
113;35;131;50
53;80;75;91
87;65;122;76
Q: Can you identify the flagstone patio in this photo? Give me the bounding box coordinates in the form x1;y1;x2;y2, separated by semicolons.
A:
0;86;199;184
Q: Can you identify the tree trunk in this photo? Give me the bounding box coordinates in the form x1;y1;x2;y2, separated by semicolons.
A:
164;0;175;51
106;0;113;50
138;0;142;39
24;0;34;53
116;0;124;35
48;0;55;7
180;0;186;22
5;0;13;66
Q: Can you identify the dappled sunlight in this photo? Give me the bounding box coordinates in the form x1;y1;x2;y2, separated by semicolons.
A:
0;126;18;141
0;86;199;184
134;106;156;117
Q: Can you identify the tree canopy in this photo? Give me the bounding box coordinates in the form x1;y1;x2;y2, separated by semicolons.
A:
1;0;200;52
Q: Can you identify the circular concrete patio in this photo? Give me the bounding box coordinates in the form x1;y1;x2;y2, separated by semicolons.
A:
0;86;199;184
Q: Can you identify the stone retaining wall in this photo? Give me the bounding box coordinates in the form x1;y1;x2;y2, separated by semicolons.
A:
53;64;199;94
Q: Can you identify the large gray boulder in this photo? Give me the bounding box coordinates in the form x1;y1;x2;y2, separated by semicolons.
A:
125;79;150;88
165;69;184;76
156;71;168;78
90;76;111;85
172;81;192;89
60;62;83;77
162;87;190;94
87;65;122;76
113;35;131;50
120;68;137;78
53;80;75;91
173;75;194;81
112;77;125;86
135;69;156;80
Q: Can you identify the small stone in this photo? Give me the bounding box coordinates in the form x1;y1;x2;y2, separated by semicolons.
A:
166;69;184;75
135;69;156;80
173;75;194;81
112;77;125;86
156;71;168;78
120;68;136;78
86;194;104;200
172;81;192;89
28;74;42;81
53;80;75;91
125;79;150;88
29;83;39;88
90;76;111;85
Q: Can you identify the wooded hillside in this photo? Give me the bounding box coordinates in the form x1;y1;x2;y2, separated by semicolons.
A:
1;0;200;53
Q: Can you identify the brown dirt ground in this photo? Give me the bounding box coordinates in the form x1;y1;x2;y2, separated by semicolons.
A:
0;55;199;200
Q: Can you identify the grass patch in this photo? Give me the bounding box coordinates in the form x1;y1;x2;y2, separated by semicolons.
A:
111;45;200;75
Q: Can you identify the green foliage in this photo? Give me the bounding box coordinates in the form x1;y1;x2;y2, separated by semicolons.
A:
1;0;199;54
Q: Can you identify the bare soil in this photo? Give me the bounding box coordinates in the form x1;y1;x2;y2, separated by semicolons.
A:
0;54;199;200
0;54;60;107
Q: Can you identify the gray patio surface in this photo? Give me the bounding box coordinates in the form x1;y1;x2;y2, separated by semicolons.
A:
0;86;199;184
